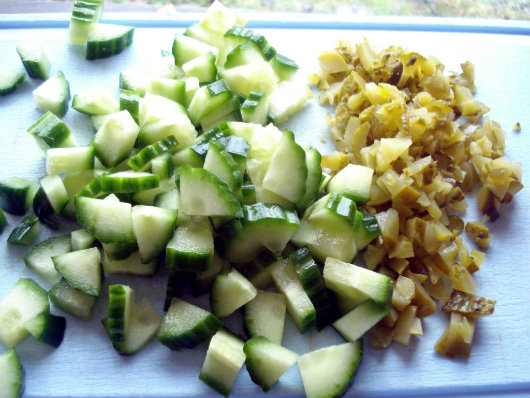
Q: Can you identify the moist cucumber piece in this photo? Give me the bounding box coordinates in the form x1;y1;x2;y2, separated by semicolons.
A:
289;247;338;330
48;279;96;320
39;175;69;214
200;107;240;133
16;42;50;80
181;76;200;106
225;41;266;69
103;251;156;275
75;169;115;199
173;127;226;168
241;181;256;205
157;297;221;350
327;163;374;205
0;278;49;348
0;348;23;398
323;257;393;306
182;51;217;84
163;270;193;311
119;89;140;124
240;91;268;125
93;110;139;167
8;215;41;245
298;341;363;398
154;188;179;212
27;111;77;152
24;235;71;284
172;34;219;67
132;205;177;263
91;113;113;132
244;336;299;392
267;80;309;124
221;202;299;263
72;86;119;115
30;187;57;227
71;229;95;251
271;259;316;333
100;172;159;193
86;23;134;60
200;0;243;35
179;166;242;218
25;312;66;348
219;120;261;143
244;290;286;344
333;300;390;342
0;208;7;234
319;172;331;193
33;71;70;117
132;178;176;205
75;196;136;243
238;250;278;289
187;80;233;126
203;140;242;192
0;177;36;216
137;115;196;150
107;284;133;343
193;252;228;297
52;247;101;296
102;240;137;261
199;329;245;397
128;136;178;171
210;268;257;318
262;129;307;203
62;170;95;218
270;53;299;81
353;211;381;251
297;147;322;212
46;146;94;175
139;93;188;125
151;152;174;180
0;71;25;97
224;26;276;61
119;67;148;97
146;76;186;105
220;61;278;97
68;1;102;45
183;24;229;66
166;216;213;272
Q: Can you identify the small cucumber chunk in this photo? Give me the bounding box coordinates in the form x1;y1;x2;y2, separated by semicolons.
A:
52;247;102;297
27;111;77;153
33;71;70;117
267;81;309;125
24;235;71;284
8;215;41;245
103;251;157;276
0;348;23;398
49;279;96;321
244;290;286;344
25;312;66;348
0;177;36;216
0;71;25;97
46;146;94;175
72;86;119;115
71;229;95;251
333;300;390;342
16;42;51;80
210;268;257;318
86;23;134;60
327;163;374;205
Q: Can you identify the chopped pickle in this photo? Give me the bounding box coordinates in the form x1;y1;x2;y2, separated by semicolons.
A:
435;313;475;358
465;221;490;250
442;290;496;318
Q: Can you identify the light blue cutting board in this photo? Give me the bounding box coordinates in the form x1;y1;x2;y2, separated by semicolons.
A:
0;14;529;398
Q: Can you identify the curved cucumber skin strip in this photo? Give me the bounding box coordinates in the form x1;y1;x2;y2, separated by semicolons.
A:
86;24;134;60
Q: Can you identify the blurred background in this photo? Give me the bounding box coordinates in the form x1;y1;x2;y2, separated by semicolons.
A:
1;0;529;20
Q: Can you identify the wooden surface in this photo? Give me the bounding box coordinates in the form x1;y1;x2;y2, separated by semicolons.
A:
0;24;529;398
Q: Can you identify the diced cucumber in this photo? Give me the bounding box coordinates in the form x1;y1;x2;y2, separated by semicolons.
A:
327;163;374;205
129;136;178;171
173;34;219;67
220;61;278;97
210;268;257;318
46;146;94;175
16;42;50;80
184;24;229;66
238;250;277;289
33;71;70;117
48;279;97;320
323;257;393;306
224;26;275;61
244;290;286;344
179;166;242;218
166;216;213;272
154;188;179;212
0;177;36;216
132;178;176;205
200;0;243;35
86;23;134;60
0;71;25;97
244;336;299;392
297;148;322;212
52;247;101;296
68;1;101;45
72;86;119;115
163;270;192;311
25;312;66;348
241;181;256;205
91;113;113;132
173;127;225;168
270;53;299;81
199;329;246;397
33;186;60;229
7;215;41;245
182;52;217;84
100;172;159;193
102;240;137;261
298;341;363;398
333;300;390;342
157;297;221;350
137;115;196;150
93;110;139;167
0;348;23;398
151;152;174;179
119;67;148;97
132;205;177;263
145;77;185;106
103;251;157;275
204;140;242;193
241;91;268;125
0;208;7;234
0;278;49;348
219;120;261;143
75;196;136;244
139;93;188;126
27;111;77;152
181;76;200;106
107;284;133;344
271;259;316;333
268;80;309;124
119;89;140;124
24;235;71;284
193;252;228;296
39;175;69;214
187;80;233;126
353;211;380;251
71;229;95;251
225;41;265;69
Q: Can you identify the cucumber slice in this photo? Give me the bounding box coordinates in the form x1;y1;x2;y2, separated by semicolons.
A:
157;297;221;350
244;290;286;344
298;341;363;398
7;215;41;245
333;300;390;342
137;115;196;151
203;140;243;192
193;252;228;297
238;250;277;289
172;34;218;67
86;23;134;60
210;268;257;318
75;196;136;244
0;71;25;97
27;111;77;152
323;257;393;306
154;188;179;212
297;148;322;212
241;91;268;125
119;89;140;124
183;51;217;83
244;336;299;392
91;113;113;132
129;136;178;171
39;175;69;214
71;229;95;251
271;259;316;333
68;1;102;45
224;26;275;61
0;177;36;216
72;86;119;115
270;53;299;81
353;211;380;251
187;80;233;125
46;146;94;175
52;247;102;296
49;279;96;321
33;71;70;117
267;80;309;124
327;163;374;205
132;205;177;263
25;312;66;348
166;216;213;272
146;76;186;105
179;166;242;218
220;61;278;97
139;93;188;126
16;42;50;80
199;329;245;397
0;348;23;398
151;152;174;180
0;278;49;348
132;178;176;205
24;235;71;284
102;240;137;261
107;284;133;343
119;67;148;97
103;251;157;276
33;187;60;229
0;208;7;234
181;76;200;106
93;110;139;167
225;41;265;69
200;0;242;35
100;172;159;193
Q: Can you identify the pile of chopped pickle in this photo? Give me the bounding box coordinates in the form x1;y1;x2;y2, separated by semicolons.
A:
311;40;523;357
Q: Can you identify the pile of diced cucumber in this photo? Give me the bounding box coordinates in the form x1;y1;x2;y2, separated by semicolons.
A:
0;2;395;398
